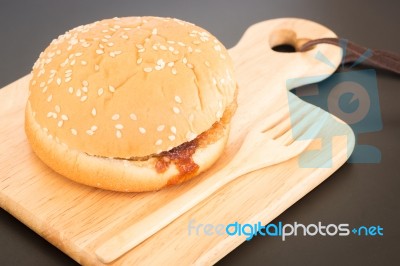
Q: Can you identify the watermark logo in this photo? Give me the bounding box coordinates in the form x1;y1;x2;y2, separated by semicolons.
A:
188;219;384;241
287;39;382;166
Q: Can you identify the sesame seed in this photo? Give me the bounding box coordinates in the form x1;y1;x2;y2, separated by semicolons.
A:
189;113;195;122
76;89;82;97
99;44;105;49
86;130;94;136
121;35;128;40
160;45;167;51
135;44;144;49
57;120;64;127
65;77;72;83
47;112;53;118
187;63;193;69
109;85;115;93
107;42;114;47
168;46;174;52
214;45;221;51
212;77;217;85
204;61;210;67
167;62;174;67
109;52;115;57
129;113;137;120
152;28;158;35
168;135;176;141
170;126;177;134
105;34;112;39
177;41;185;47
80;96;88;102
82;80;89;86
91;125;98;131
71;128;78;135
70;59;76;66
171;68;177;75
186;131;197;141
116;130;122;138
157;125;165;131
220;78;225;84
136;58;143;64
155;65;161;71
42;86;48;93
40;81;45;88
75;52;83;57
138;48;145;53
174;95;182;103
95;64;100;71
157;59;165;66
96;49;104;54
182;57;188;64
144;67;153;73
98;88;104;96
81;60;87;65
152;45;158;51
55;105;61;113
61;114;68;121
102;29;109;33
216;110;223;118
192;40;201;45
167;40;175;44
220;54;226;59
188;46;193;53
173;107;180;114
115;124;124;129
102;38;109;42
91;108;97;116
82;86;88;93
139;127;146;134
56;78;61;86
112;114;120;120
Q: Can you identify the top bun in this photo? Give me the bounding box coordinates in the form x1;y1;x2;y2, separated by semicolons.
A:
28;16;236;158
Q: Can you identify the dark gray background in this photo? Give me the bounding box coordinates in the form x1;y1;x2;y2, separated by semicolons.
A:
0;0;399;265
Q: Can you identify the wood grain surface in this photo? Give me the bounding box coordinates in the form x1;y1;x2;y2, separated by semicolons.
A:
0;18;354;265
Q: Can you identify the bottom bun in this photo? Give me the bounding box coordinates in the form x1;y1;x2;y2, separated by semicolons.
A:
25;102;229;192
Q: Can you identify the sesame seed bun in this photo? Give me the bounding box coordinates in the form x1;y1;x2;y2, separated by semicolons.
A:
25;16;237;192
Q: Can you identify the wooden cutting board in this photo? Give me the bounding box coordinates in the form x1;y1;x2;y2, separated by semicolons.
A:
0;18;355;265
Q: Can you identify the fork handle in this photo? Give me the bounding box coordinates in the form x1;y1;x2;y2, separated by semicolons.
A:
95;157;246;263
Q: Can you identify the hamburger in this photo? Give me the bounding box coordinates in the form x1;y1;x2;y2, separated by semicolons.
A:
25;16;237;192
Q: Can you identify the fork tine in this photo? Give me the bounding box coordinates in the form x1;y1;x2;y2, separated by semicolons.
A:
281;113;330;156
286;109;329;146
255;97;304;133
289;105;324;138
276;106;328;146
295;110;329;140
265;101;314;139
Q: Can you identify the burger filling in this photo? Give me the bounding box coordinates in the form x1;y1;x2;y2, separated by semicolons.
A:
126;98;237;185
